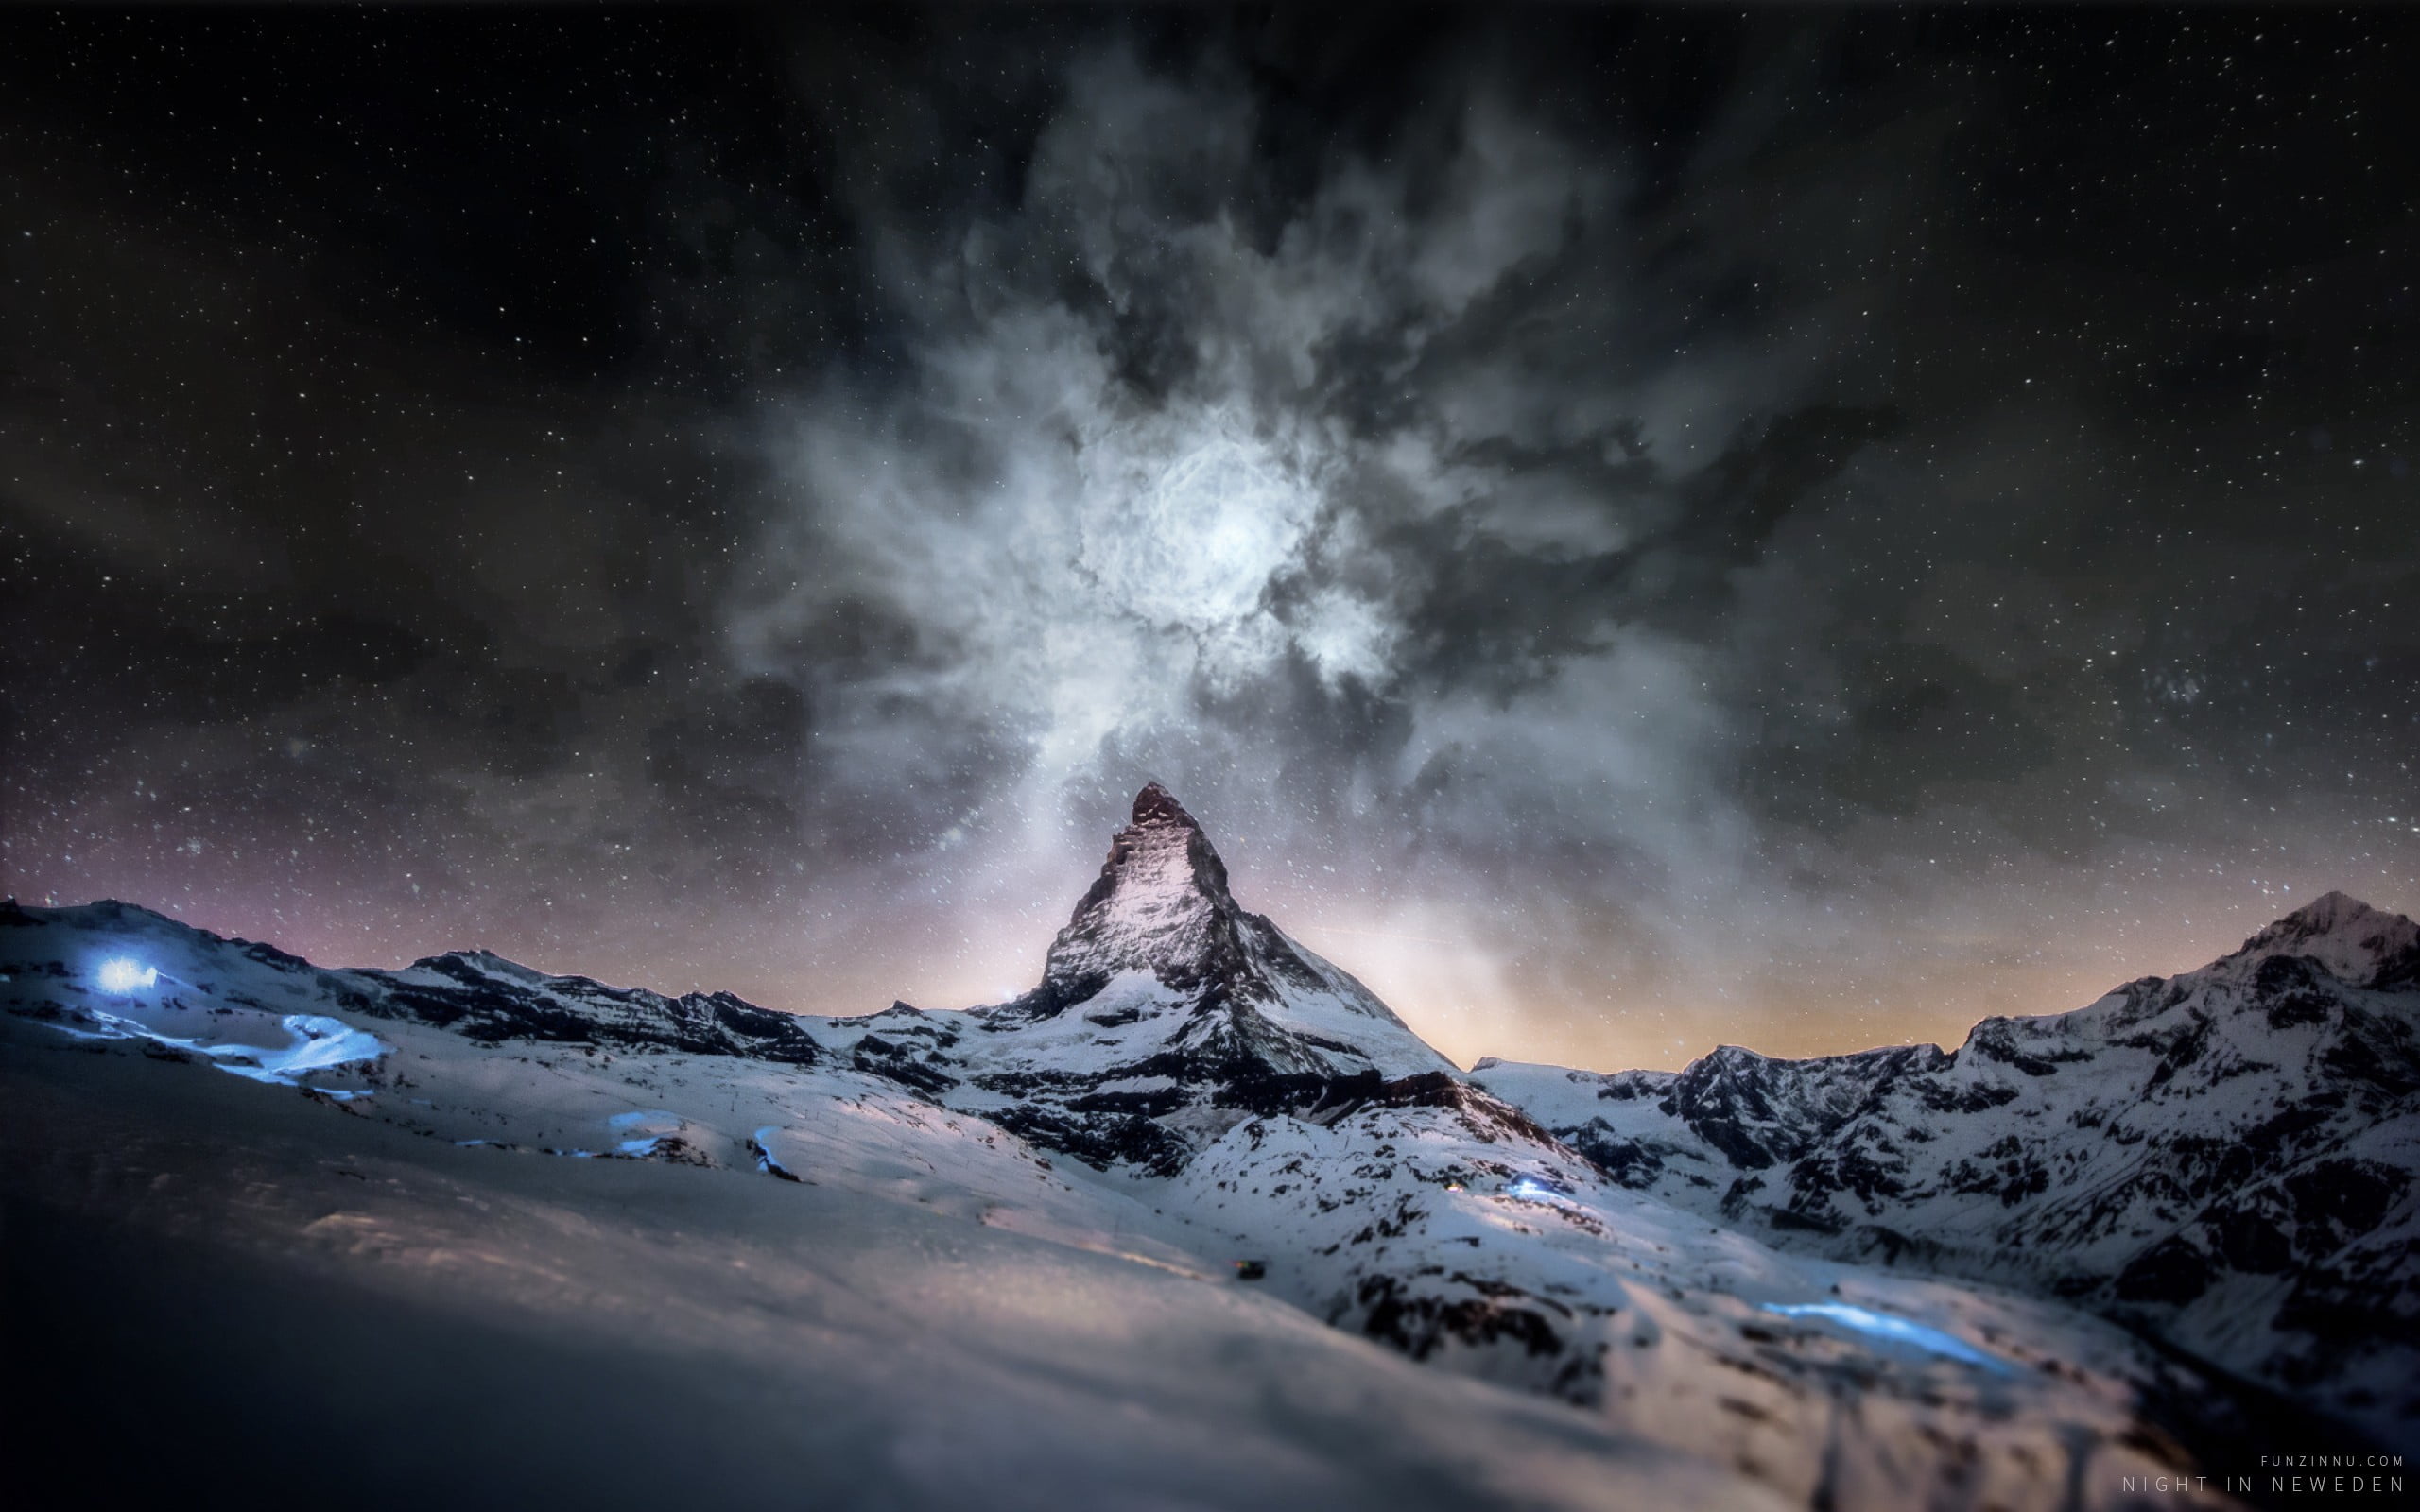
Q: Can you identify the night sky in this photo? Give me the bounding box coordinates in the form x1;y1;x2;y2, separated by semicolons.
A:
4;7;2415;1073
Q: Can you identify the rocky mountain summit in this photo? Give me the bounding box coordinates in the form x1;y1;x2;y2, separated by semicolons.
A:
7;789;2415;1506
987;782;1446;1074
811;782;1461;1173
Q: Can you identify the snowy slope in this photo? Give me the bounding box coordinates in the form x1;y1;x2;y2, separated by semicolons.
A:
7;797;2409;1503
1155;1077;2290;1511
4;1005;1753;1512
1472;893;2420;1450
0;895;2261;1510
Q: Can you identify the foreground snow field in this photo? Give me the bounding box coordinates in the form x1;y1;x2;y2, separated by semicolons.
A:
4;788;2411;1509
4;1016;1755;1512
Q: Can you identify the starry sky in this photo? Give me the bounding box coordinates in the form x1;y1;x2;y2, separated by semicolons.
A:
4;8;2415;1073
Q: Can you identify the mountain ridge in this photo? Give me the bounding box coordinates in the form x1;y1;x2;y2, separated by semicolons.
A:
6;790;2415;1496
1470;885;2420;1451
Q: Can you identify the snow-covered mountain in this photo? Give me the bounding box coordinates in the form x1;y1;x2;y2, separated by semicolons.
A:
806;782;1455;1174
1472;892;2420;1448
6;790;2411;1508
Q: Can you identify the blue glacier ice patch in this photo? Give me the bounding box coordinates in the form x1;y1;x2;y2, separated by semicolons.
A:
1760;1301;2012;1372
1505;1175;1576;1206
617;1137;662;1156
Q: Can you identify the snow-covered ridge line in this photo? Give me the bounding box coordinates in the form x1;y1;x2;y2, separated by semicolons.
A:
1;888;2308;1510
7;799;2415;1492
1472;890;2420;1452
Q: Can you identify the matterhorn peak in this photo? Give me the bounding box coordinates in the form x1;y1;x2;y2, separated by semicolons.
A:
1034;784;1240;1007
991;786;1445;1082
1130;781;1200;831
2228;891;2419;988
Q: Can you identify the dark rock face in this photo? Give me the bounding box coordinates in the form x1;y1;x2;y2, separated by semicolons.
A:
359;954;828;1067
1129;780;1198;831
986;1103;1195;1177
2115;1236;2220;1305
1659;1042;1952;1174
1354;1271;1570;1363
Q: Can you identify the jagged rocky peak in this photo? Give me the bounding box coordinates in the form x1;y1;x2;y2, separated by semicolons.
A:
420;948;546;983
1037;782;1246;1005
2225;891;2419;988
994;783;1444;1080
1129;780;1199;831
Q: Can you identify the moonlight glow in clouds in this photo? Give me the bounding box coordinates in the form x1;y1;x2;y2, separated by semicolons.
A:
1083;422;1314;636
718;43;1787;1052
699;26;2420;1071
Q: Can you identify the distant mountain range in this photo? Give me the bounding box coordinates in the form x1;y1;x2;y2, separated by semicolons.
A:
1473;892;2420;1440
6;784;2411;1509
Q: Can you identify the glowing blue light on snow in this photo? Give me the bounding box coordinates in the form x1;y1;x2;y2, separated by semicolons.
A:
1759;1301;2012;1372
212;1015;385;1084
95;958;158;993
43;1004;384;1088
752;1127;802;1181
1507;1175;1575;1204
